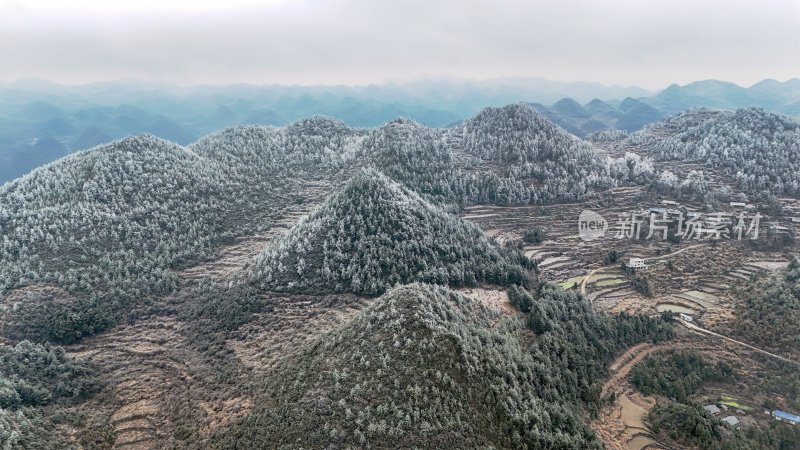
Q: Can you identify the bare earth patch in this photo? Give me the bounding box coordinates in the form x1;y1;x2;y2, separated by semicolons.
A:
456;287;518;317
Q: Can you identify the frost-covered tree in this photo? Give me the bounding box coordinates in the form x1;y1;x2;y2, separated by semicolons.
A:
630;108;800;196
656;170;679;191
250;169;533;295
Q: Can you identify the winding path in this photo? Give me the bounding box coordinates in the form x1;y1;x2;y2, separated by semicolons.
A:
642;243;705;262
580;267;601;296
679;319;798;366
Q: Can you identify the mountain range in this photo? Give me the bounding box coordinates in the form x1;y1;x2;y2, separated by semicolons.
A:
0;77;798;182
528;97;666;137
1;101;798;448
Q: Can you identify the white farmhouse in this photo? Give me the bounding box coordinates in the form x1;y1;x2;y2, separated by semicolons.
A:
626;258;647;269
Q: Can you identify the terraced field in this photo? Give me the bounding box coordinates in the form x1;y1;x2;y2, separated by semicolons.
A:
61;190;346;448
463;186;799;450
69;317;211;449
178;181;332;285
66;289;369;448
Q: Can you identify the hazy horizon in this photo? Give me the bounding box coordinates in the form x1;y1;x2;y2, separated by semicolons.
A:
2;74;799;92
2;0;798;89
0;74;653;90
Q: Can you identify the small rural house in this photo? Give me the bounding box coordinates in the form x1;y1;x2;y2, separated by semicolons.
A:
772;410;800;425
721;416;739;426
626;258;646;269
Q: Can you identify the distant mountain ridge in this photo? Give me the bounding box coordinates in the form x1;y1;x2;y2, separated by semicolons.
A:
528;97;665;137
0;77;798;182
643;78;800;115
526;78;800;137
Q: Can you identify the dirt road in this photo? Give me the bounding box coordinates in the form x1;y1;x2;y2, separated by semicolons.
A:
680;319;798;366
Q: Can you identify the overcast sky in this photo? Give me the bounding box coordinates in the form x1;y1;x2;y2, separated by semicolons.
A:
1;0;798;89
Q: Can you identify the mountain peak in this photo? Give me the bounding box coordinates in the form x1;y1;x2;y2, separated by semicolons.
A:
384;116;423;127
286;115;351;135
551;97;592;119
250;169;530;295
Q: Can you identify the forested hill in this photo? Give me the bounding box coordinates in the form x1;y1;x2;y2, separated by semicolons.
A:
462;103;602;164
4;104;799;303
629;107;800;196
190;116;364;176
0;135;226;296
173;104;623;208
452;104;617;204
0;104;604;344
358;117;464;204
213;282;673;449
213;283;602;449
3;104;798;344
250;169;533;295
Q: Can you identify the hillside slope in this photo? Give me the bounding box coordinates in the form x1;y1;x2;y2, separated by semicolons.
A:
0;135;226;296
213;284;601;449
631;107;800;196
455;103;616;204
358;117;464;204
250;169;532;295
1;106;614;342
190;116;363;175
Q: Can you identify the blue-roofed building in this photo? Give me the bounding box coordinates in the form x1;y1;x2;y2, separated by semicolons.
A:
772;410;800;425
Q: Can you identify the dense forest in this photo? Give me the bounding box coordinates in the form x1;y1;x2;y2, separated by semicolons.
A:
456;104;619;204
630;350;732;402
0;136;244;342
190;116;362;176
0;105;643;334
10;104;795;343
250;169;533;295
359;105;652;207
358;117;467;205
631;107;800;196
0;136;224;295
0;119;362;342
212;280;673;449
648;401;723;448
213;283;671;449
511;284;673;412
0;341;94;448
